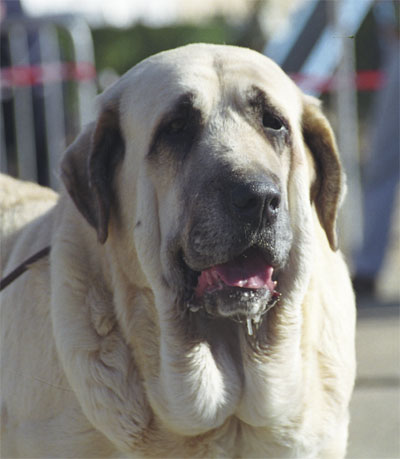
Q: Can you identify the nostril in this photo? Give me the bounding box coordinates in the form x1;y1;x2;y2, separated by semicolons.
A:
269;195;281;212
264;192;281;225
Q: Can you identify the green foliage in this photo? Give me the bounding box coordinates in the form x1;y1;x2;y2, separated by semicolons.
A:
91;20;238;75
90;8;383;123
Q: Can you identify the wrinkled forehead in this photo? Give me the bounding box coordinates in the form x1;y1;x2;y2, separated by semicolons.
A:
103;45;302;136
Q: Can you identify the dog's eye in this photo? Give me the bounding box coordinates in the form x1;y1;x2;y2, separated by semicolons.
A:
262;111;284;131
166;117;188;135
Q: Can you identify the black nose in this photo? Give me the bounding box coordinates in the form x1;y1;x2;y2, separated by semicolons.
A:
230;179;281;226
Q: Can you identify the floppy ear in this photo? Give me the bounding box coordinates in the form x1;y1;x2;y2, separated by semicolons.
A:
60;106;124;244
302;96;343;251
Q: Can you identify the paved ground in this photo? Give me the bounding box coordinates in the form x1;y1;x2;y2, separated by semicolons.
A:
347;300;400;459
345;190;400;458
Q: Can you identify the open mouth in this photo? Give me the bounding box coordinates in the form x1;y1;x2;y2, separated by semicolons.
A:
194;247;277;296
184;247;281;334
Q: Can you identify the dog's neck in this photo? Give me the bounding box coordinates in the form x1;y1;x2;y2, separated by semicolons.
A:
106;231;316;437
51;194;331;455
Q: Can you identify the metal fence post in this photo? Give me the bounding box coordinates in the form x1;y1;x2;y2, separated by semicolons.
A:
8;23;38;182
68;17;96;128
0;15;97;189
332;0;364;259
38;24;66;189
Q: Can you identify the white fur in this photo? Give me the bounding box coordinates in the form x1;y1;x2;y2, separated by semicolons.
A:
1;44;356;458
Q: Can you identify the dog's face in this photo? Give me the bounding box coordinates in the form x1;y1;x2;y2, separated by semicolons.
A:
61;44;342;332
145;62;298;323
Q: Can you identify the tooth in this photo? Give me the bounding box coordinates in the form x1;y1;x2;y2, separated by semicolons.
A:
188;303;200;312
246;318;253;336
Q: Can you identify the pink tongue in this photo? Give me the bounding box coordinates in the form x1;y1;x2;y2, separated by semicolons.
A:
195;249;275;297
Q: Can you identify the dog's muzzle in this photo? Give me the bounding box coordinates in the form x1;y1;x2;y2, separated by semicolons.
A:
186;247;281;335
179;172;292;334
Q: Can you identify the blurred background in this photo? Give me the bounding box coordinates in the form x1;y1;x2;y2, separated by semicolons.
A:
0;0;399;457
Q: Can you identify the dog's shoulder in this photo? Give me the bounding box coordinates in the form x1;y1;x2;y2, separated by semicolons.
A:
0;174;58;240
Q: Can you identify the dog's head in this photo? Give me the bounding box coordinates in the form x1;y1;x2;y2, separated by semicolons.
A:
61;44;343;330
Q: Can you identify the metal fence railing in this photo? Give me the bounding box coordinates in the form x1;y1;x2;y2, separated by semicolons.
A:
263;0;374;256
0;15;97;189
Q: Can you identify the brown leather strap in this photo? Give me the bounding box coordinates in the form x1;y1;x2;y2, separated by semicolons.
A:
0;246;51;292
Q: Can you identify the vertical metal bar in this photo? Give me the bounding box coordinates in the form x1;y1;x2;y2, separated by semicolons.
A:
332;0;363;258
8;23;38;182
38;24;66;189
68;17;96;128
263;0;319;65
298;0;373;96
0;105;8;173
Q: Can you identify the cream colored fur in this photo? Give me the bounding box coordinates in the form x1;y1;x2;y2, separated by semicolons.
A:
1;44;356;458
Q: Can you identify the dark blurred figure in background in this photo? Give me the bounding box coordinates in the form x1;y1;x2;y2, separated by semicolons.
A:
353;0;400;299
1;0;23;178
1;0;48;185
0;0;23;20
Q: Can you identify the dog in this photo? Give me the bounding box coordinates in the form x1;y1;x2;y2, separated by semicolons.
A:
0;44;356;458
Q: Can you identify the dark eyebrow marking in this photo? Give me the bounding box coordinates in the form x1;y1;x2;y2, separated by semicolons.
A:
148;92;203;160
248;85;289;130
247;85;291;151
164;92;197;121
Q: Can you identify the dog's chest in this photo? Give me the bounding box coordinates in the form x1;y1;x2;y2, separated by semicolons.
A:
141;419;296;458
